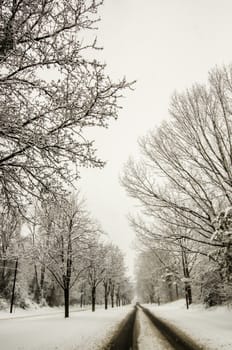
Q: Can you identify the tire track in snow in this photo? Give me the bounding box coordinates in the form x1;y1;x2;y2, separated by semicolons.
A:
104;304;204;350
134;307;174;349
140;305;204;350
102;307;136;350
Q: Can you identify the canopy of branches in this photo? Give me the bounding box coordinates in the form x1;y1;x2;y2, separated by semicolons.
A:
0;0;133;210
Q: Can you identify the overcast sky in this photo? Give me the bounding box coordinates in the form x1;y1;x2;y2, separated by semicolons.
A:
79;0;232;276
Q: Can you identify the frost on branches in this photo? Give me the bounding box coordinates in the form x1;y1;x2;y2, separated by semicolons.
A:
0;0;133;211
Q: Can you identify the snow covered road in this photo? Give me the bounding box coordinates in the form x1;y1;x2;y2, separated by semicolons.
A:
1;301;231;350
134;307;173;350
103;304;201;350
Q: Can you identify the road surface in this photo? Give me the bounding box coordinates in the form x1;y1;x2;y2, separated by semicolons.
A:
104;304;204;350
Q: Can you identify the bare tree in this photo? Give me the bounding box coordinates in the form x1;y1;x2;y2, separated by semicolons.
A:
86;241;107;312
32;193;98;317
122;64;232;302
135;249;163;304
123;66;232;251
102;244;127;309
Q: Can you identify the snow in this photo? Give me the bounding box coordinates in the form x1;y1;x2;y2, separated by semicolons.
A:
146;299;232;350
0;305;133;350
1;300;231;350
0;304;89;320
135;308;173;350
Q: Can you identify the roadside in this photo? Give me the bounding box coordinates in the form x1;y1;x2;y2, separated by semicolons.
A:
0;303;89;320
0;305;133;350
146;299;232;350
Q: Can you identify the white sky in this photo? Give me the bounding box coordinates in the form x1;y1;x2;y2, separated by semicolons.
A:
79;0;232;276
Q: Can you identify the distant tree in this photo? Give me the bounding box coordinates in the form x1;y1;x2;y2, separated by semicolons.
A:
26;199;45;304
86;242;107;312
84;241;132;311
135;247;182;304
120;279;134;306
0;0;134;211
130;216;200;306
135;250;161;304
33;194;98;317
102;244;126;309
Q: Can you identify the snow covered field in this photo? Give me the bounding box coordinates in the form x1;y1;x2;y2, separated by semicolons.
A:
146;299;232;350
0;305;132;350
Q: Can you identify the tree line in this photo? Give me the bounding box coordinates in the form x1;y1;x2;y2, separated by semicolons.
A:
0;193;133;317
122;65;232;308
0;0;134;317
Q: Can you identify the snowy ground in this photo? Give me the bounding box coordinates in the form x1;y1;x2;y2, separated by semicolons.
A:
0;304;90;320
1;300;231;350
146;299;232;350
0;305;133;350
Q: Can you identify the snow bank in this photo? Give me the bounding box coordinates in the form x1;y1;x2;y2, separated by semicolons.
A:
0;305;132;350
146;299;232;350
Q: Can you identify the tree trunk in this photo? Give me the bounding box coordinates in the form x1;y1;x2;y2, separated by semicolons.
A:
1;258;6;280
64;234;72;318
64;287;69;318
92;286;96;312
104;283;108;310
10;258;18;314
181;245;192;307
33;264;41;303
0;258;7;293
105;294;108;309
40;264;46;300
110;283;115;308
175;283;179;299
185;285;189;310
116;293;120;307
187;284;192;304
80;289;83;308
168;282;173;302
